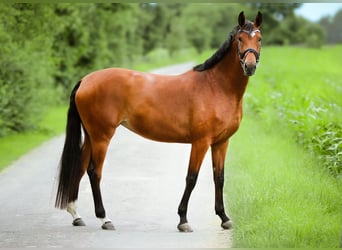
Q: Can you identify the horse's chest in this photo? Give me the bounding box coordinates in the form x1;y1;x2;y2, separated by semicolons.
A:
211;106;242;142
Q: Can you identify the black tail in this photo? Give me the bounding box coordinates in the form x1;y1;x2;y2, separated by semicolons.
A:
55;81;82;209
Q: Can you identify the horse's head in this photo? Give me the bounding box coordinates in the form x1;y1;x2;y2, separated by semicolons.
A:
236;11;262;76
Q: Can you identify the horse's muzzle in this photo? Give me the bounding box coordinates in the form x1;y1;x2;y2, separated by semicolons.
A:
239;48;260;76
243;62;257;76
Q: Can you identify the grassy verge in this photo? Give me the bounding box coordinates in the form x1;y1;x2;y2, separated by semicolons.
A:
224;45;342;247
0;106;67;171
225;117;341;247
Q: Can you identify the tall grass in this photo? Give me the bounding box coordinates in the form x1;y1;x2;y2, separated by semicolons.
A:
226;118;341;247
224;45;342;247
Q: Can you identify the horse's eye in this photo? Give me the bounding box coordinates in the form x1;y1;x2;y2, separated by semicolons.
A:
238;37;242;42
258;38;262;42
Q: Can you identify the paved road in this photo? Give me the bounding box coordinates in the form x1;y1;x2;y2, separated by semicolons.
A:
0;63;232;248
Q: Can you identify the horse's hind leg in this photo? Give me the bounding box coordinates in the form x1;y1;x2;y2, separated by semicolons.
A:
177;140;210;232
87;134;115;230
211;141;232;229
66;132;91;226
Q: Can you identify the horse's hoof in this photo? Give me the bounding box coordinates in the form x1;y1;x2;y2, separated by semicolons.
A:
177;223;193;232
221;220;233;230
72;218;86;226
101;221;115;230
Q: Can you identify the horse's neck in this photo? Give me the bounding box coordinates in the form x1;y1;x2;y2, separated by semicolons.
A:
209;46;249;100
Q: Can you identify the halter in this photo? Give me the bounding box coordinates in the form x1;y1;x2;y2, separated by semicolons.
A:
239;48;260;65
238;29;261;66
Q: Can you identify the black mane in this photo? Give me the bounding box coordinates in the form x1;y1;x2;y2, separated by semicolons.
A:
193;22;254;72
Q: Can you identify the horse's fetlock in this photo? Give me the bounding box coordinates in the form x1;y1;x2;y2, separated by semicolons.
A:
96;209;106;219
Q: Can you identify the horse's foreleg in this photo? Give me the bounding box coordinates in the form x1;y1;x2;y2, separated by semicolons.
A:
88;137;115;230
211;140;232;229
177;140;210;232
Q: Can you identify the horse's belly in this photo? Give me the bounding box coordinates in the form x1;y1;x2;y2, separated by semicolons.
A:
121;115;191;143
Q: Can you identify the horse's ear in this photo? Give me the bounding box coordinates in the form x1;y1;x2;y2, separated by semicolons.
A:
255;11;262;27
238;11;245;27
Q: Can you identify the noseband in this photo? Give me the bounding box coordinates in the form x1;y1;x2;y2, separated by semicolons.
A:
238;29;261;66
239;48;260;65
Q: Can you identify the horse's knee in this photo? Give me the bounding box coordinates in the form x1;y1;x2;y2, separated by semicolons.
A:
87;165;100;182
186;173;198;189
214;169;224;188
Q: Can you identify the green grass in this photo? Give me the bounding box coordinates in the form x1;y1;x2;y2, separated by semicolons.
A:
223;45;342;247
226;118;341;247
0;106;67;171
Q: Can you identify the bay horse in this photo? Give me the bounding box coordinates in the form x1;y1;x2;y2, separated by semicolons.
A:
55;11;262;232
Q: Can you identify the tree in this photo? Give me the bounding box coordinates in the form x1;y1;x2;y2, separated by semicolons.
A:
52;3;145;96
319;9;342;44
0;4;58;135
138;3;186;54
247;3;302;45
177;4;244;53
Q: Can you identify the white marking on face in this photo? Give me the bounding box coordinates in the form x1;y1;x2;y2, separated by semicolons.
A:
241;29;260;38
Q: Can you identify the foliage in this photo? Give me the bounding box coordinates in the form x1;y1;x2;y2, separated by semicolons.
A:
272;16;324;46
248;3;325;47
0;4;57;136
52;4;144;96
180;4;242;53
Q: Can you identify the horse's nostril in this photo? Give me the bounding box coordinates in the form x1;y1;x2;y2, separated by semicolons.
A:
244;64;253;71
244;63;256;76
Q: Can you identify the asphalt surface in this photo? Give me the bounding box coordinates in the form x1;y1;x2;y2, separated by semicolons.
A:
0;62;232;248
